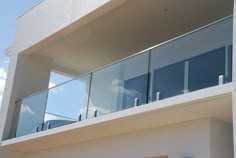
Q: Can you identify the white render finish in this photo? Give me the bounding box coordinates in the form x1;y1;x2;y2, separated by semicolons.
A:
11;0;115;55
0;148;24;158
25;119;232;158
232;1;236;157
0;54;50;157
210;119;234;158
232;83;236;158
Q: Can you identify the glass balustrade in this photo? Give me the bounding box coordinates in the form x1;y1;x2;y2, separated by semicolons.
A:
44;74;91;129
43;112;77;130
87;52;149;118
10;16;233;139
14;91;48;137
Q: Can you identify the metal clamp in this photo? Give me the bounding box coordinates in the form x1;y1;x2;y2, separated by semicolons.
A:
218;75;224;85
47;122;51;130
35;126;39;133
94;109;98;117
156;92;160;101
13;132;16;138
78;114;82;121
134;98;139;107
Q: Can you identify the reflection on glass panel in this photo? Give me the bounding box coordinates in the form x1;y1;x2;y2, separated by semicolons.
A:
15;91;48;137
10;101;25;139
188;47;225;91
149;45;186;101
43;113;76;130
123;74;148;109
151;62;185;100
88;52;149;118
45;74;91;128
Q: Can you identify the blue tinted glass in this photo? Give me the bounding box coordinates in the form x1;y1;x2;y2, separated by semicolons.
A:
152;62;185;100
43;113;76;130
44;74;91;129
15;92;48;137
9;101;22;138
123;74;148;109
88;52;149;118
226;45;232;82
188;47;225;91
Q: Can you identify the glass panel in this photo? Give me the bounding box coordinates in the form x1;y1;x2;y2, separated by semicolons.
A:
188;47;225;91
44;74;91;128
43;113;76;130
122;73;148;109
226;45;233;83
151;61;185;100
15;91;48;137
149;44;187;101
9;101;24;139
88;52;149;118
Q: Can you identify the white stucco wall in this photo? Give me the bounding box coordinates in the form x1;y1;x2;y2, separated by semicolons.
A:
26;119;213;158
0;118;233;158
210;119;234;158
0;148;24;158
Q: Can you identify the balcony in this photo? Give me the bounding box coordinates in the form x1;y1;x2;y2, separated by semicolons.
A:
2;16;233;151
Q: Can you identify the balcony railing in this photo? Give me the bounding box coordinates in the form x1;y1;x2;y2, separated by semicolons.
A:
9;16;233;139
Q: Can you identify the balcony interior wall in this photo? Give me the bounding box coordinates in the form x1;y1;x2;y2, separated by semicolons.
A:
232;89;236;158
11;0;117;57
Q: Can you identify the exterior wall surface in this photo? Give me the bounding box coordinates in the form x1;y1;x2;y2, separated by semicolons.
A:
0;53;51;141
0;148;24;158
11;0;125;56
233;88;236;158
210;119;234;158
26;119;212;158
232;1;236;157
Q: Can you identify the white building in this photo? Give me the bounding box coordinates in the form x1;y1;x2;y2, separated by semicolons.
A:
0;0;235;158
